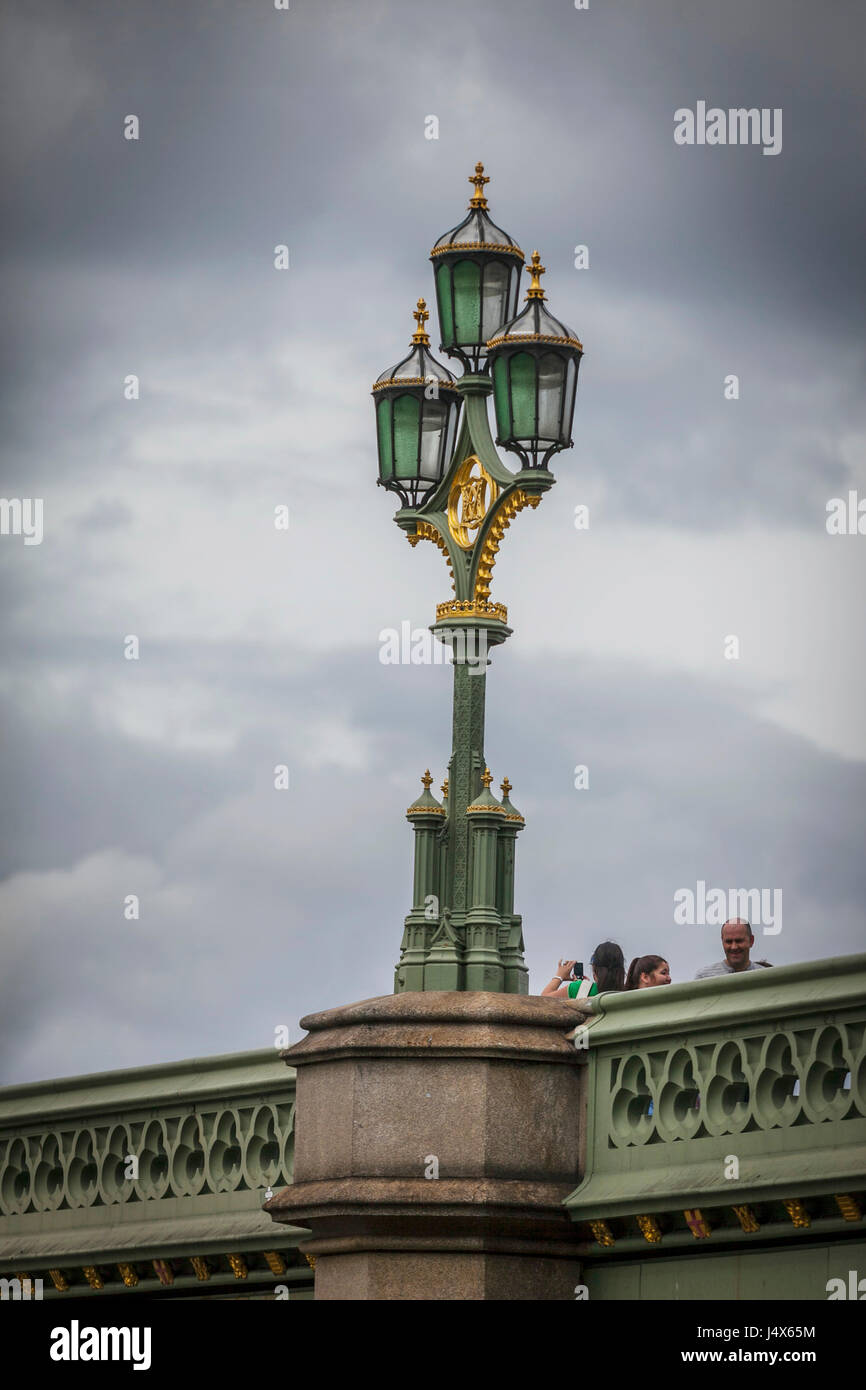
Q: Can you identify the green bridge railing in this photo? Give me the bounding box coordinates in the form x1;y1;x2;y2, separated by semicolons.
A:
565;954;866;1278
0;1048;308;1299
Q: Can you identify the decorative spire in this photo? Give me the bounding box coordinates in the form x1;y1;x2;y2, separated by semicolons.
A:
441;777;449;799
499;775;524;823
526;250;546;300
468;161;489;209
407;768;446;818
411;298;430;345
480;767;493;789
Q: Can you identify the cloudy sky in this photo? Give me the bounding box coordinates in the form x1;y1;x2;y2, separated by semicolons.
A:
1;0;864;1084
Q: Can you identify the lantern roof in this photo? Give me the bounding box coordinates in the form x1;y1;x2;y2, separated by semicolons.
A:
373;299;460;394
498;776;524;824
487;251;583;352
466;766;506;815
407;769;446;817
430;163;524;262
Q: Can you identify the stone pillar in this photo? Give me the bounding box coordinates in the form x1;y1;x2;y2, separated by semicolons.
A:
265;992;587;1300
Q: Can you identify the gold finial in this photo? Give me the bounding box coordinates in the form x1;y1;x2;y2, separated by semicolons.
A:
468;161;489;209
421;769;433;789
411;297;430;345
526;250;546;299
480;767;493;789
441;777;449;798
500;776;512;797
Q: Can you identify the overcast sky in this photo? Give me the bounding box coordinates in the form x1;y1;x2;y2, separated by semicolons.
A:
1;0;864;1085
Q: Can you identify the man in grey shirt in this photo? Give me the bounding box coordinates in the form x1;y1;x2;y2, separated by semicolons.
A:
695;918;772;978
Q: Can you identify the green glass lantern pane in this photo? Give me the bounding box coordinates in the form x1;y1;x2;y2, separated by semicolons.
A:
508;263;521;318
492;356;511;439
419;400;447;480
562;355;578;441
508;352;537;439
376;398;393;480
538;352;565;441
480;261;509;344
436;263;454;345
392;394;421;478
452;259;481;345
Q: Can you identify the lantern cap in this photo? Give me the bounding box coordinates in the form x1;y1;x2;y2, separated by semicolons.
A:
525;250;546;300
373;300;460;393
487;251;583;352
407;769;446;817
467;766;506;814
499;776;524;823
430;162;524;261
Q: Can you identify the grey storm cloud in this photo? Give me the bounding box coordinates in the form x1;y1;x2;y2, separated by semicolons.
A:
1;638;864;1083
0;0;864;1083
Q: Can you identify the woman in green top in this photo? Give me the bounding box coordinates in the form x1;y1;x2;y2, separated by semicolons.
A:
541;941;626;999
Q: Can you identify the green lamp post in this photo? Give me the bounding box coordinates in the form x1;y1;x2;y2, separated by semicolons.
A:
372;163;584;994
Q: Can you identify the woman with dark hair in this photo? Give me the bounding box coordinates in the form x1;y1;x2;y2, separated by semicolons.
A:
542;941;626;999
625;955;671;989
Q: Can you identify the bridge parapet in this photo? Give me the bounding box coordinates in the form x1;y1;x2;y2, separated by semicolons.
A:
0;1049;309;1299
565;953;866;1257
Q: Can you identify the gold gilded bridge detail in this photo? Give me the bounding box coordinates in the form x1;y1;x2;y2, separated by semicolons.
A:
448;455;499;551
407;520;455;593
474;488;541;604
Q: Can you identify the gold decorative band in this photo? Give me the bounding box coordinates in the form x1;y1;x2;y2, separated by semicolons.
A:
486;330;584;351
407;804;446;817
430;242;524;259
435;599;508;623
372;375;460;394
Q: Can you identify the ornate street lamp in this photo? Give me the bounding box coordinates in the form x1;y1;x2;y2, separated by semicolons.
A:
374;164;584;995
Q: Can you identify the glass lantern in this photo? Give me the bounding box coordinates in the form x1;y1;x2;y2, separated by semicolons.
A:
372;299;462;507
430;163;524;373
487;251;583;469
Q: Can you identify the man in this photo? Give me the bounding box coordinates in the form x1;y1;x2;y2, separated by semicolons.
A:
694;918;772;979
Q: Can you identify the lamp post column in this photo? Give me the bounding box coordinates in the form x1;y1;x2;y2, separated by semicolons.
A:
419;632;493;991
